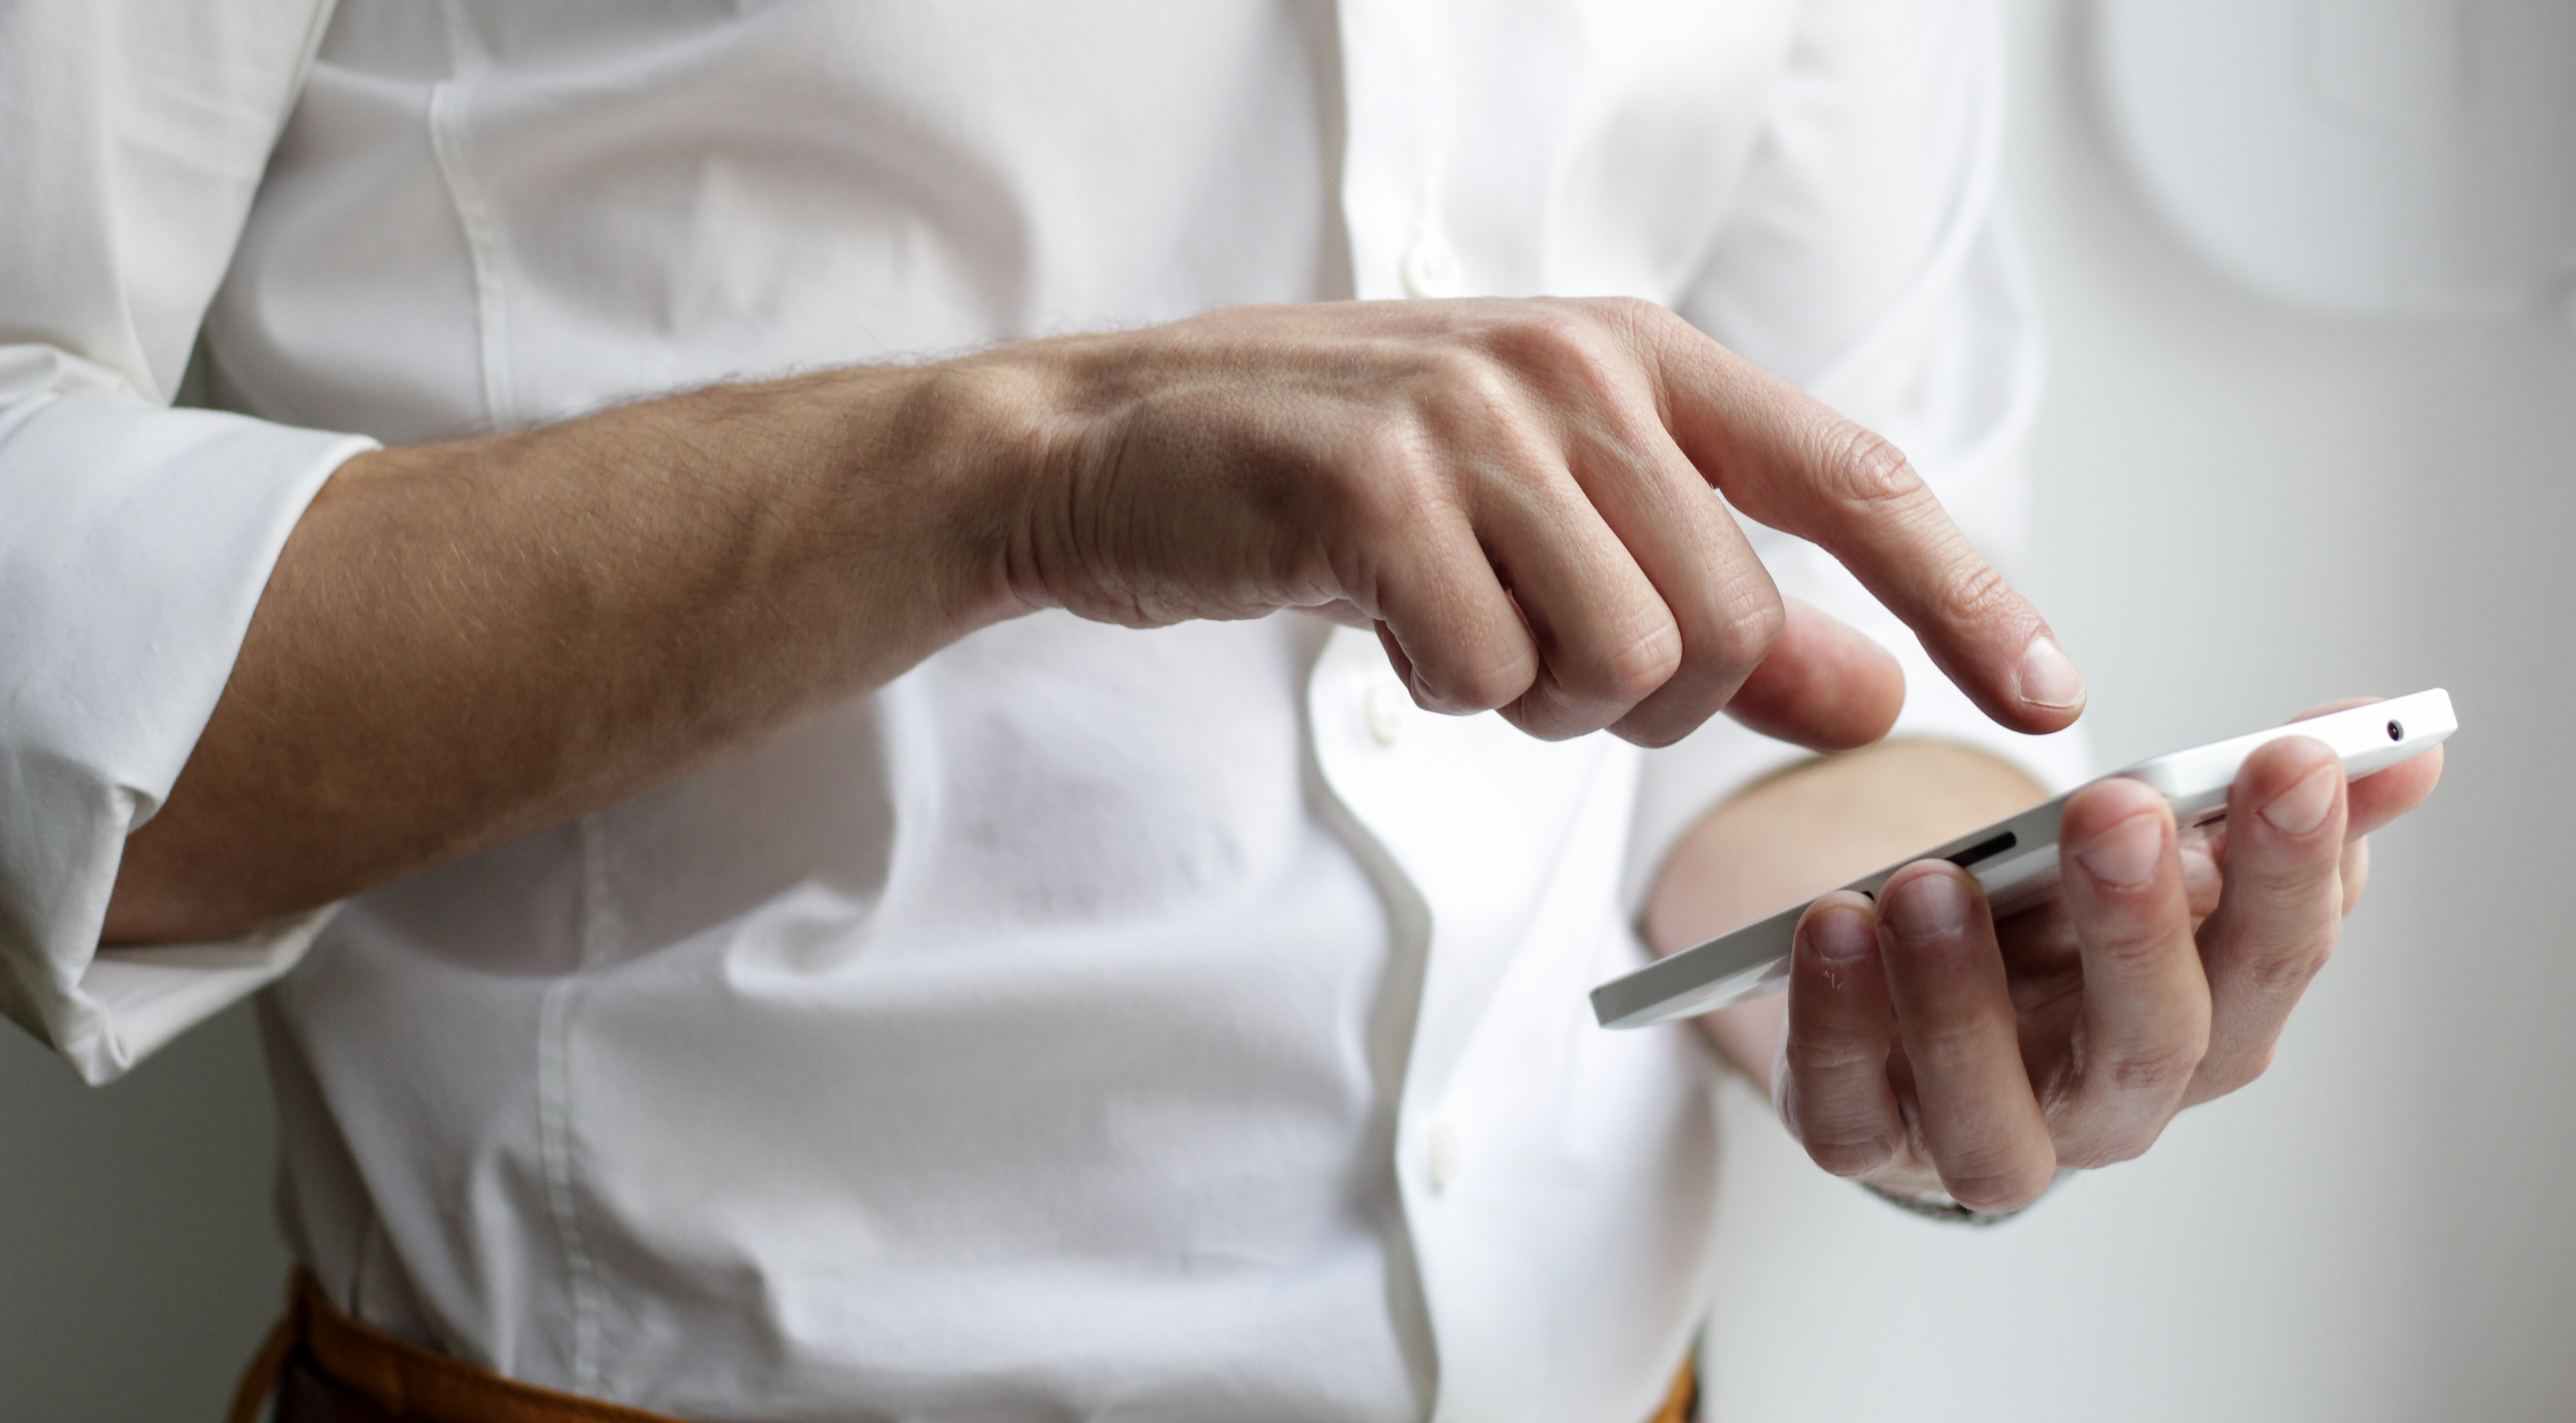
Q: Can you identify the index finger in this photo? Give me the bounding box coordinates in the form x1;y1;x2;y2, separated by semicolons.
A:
1639;322;2083;735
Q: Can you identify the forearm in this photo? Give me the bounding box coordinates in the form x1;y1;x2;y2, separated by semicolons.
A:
105;362;1035;944
103;292;2086;947
1645;738;2050;1091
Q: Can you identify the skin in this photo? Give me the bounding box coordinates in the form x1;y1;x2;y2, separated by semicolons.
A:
99;293;2434;1199
1651;710;2443;1210
108;296;2077;941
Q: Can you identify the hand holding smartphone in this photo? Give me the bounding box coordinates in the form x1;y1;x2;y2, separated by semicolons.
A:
1592;689;2458;1030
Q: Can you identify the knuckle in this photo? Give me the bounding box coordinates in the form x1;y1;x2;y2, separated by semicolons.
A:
1411;350;1525;436
1596;295;1694;359
1441;660;1530;716
1592;619;1683;704
1581;296;1681;358
1489;309;1628;403
2099;1037;2207;1097
1593;293;1669;330
2085;922;2183;976
2240;926;2339;999
1447;653;1538;715
1504;303;1600;353
1450;357;1525;424
1700;584;1786;674
1785;1036;1882;1078
1896;1000;2000;1065
1927;557;2015;633
1783;1085;1900;1178
1819;420;1923;507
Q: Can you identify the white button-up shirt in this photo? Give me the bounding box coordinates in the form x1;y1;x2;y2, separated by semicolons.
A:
0;1;2085;1418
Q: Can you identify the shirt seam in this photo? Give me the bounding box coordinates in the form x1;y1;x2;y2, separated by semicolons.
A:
426;78;514;431
539;815;617;1397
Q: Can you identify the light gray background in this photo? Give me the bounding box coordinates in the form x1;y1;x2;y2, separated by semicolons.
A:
1703;1;2576;1419
5;0;2570;1417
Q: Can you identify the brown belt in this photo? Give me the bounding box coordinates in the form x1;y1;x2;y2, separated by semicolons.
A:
233;1269;1699;1423
228;1272;684;1423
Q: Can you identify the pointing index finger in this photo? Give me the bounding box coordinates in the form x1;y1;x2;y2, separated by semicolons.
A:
1639;320;2085;734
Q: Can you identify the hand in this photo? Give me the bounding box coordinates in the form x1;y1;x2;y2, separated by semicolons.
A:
976;298;2086;750
123;296;2073;943
1769;703;2444;1210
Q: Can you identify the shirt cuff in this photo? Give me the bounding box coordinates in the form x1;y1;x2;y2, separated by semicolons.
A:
0;388;375;1084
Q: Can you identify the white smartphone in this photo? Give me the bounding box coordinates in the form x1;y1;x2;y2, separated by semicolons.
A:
1590;688;2458;1031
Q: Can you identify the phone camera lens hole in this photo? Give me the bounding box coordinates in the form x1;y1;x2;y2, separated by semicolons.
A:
2386;718;2403;741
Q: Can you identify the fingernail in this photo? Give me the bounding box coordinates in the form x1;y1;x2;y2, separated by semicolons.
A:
2075;813;2163;888
1883;872;1969;940
2017;634;2087;711
1806;904;1874;962
2259;763;2340;837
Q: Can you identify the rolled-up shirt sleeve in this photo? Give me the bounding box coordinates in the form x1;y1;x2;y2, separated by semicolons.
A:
1624;0;2091;917
0;0;374;1083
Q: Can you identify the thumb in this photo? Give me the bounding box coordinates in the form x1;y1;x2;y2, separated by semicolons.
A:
1720;598;1905;751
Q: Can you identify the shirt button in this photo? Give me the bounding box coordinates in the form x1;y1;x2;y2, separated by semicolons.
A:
1427;1123;1463;1195
1400;235;1465;299
1363;679;1409;747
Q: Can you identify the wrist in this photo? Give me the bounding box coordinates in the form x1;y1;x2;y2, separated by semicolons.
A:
905;339;1114;624
801;354;1068;643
